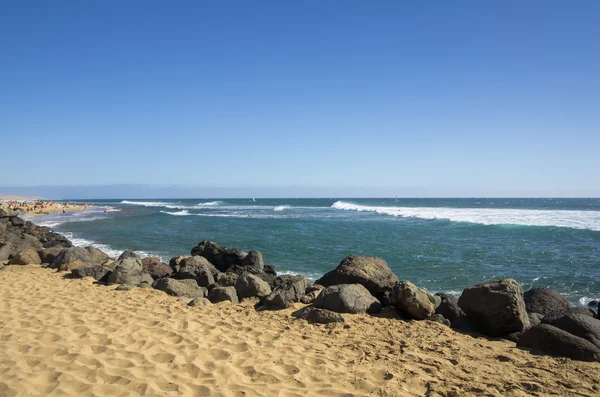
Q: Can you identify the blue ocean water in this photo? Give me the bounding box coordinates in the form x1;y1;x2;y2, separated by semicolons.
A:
33;198;600;305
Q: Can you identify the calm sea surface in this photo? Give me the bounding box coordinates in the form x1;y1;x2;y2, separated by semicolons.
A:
33;198;600;305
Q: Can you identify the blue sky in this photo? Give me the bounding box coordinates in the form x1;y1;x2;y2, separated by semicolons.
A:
1;1;599;197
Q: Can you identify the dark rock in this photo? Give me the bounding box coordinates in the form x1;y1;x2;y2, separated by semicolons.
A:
142;257;172;279
107;258;153;286
551;313;600;349
435;292;470;330
188;297;212;307
389;281;436;320
293;307;345;324
153;278;207;298
208;286;239;304
262;275;310;310
458;278;530;337
314;284;382;314
168;255;189;272
116;284;135;291
316;255;399;299
301;284;324;304
543;307;597;323
216;272;239;287
57;260;87;272
1;232;43;257
263;264;277;275
428;314;451;327
174;256;216;287
256;272;277;288
10;216;25;227
517;324;600;362
524;288;572;318
528;312;544;327
240;250;264;274
38;246;65;264
235;273;272;299
71;265;113;281
588;300;599;308
51;246;109;269
118;250;141;260
190;240;247;272
0;243;12;261
8;249;41;265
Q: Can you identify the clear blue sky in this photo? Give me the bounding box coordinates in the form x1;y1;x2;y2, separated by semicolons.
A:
1;1;599;197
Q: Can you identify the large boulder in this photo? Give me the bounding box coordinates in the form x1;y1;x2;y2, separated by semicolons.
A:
153;278;207;298
51;246;109;269
10;216;25;227
523;288;572;318
316;255;398;299
293;307;345;324
240;250;264;274
1;231;43;257
142;257;172;279
551;313;600;349
107;258;153;286
118;250;141;260
169;255;190;272
0;243;10;261
8;249;42;265
71;265;113;281
458;278;530;337
435;292;470;330
38;246;65;264
314;284;382;314
208;286;239;304
174;256;216;287
517;324;600;362
235;273;272;299
216;272;239;287
262;275;310;310
301;284;325;304
389;281;436;320
190;240;247;272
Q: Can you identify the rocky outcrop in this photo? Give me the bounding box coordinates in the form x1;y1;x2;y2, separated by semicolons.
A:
190;240;247;272
208;286;239;304
262;275;310;310
71;265;114;281
174;256;216;287
523;288;572;318
239;250;264;274
458;278;530;337
142;257;172;279
7;249;41;265
38;246;65;264
517;324;600;362
216;272;239;287
389;281;436;320
316;255;398;298
107;258;153;286
314;284;381;314
51;246;109;269
435;292;469;330
118;250;141;261
153;278;207;298
550;313;600;349
235;273;272;299
293;307;345;324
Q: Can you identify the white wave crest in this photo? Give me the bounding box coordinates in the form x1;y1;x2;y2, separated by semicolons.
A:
274;205;290;211
331;201;600;231
65;234;167;261
160;210;190;216
121;200;171;207
196;201;223;206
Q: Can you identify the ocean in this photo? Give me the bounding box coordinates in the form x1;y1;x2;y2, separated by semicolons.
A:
33;198;600;305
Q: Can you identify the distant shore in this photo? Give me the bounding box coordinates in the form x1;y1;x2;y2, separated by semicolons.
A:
0;198;91;218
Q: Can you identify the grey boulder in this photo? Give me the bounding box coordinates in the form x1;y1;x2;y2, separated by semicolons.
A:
262;275;310;310
190;240;247;272
523;288;572;318
517;324;600;362
389;281;437;320
107;258;153;286
208;286;239;304
235;273;272;299
153;278;207;298
293;307;345;324
314;284;381;314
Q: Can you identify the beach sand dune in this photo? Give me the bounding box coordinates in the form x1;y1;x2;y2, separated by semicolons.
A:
0;265;598;397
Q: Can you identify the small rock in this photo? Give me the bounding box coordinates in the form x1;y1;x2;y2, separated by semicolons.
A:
188;297;212;307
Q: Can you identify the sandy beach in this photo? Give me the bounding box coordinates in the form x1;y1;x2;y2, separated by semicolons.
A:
0;197;89;218
0;264;598;397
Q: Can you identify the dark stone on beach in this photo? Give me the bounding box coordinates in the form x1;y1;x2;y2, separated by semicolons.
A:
528;312;544;327
235;273;272;299
168;255;189;272
263;264;277;275
551;313;600;349
301;284;324;304
262;275;310;310
293;307;345;324
216;272;239;287
517;324;600;362
142;257;172;279
10;217;25;227
153;278;207;298
71;265;113;281
208;286;239;304
107;258;153;286
0;243;11;261
458;278;530;337
118;250;141;261
190;240;247;272
38;246;65;264
188;297;212;307
51;246;110;269
240;250;264;274
1;231;43;257
428;314;451;327
588;300;599;308
435;293;470;330
524;288;572;319
314;284;382;314
542;307;596;324
57;260;87;272
389;281;436;320
8;249;41;265
174;256;216;287
316;255;398;299
116;284;135;291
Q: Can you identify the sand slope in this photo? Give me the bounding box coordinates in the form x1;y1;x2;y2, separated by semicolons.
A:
0;265;598;397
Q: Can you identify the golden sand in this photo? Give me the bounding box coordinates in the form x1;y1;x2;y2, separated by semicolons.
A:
0;265;598;397
0;200;88;217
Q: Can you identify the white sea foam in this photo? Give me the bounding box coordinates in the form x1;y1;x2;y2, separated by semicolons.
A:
578;296;600;307
196;201;223;206
121;200;171;207
65;234;167;262
331;201;600;231
277;270;322;283
160;210;190;216
274;205;290;211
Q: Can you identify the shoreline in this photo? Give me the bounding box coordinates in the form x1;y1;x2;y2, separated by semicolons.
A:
1;199;91;218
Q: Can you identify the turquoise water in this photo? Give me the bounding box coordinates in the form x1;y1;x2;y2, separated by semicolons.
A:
34;198;600;304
